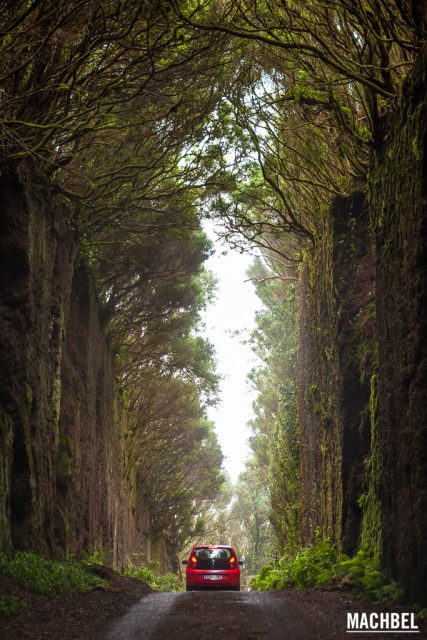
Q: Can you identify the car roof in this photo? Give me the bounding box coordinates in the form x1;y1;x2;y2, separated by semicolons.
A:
192;545;233;549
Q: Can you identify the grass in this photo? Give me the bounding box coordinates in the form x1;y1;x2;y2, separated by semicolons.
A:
250;537;404;603
0;551;110;597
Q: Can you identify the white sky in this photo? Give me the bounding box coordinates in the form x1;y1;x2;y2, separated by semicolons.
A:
201;223;263;484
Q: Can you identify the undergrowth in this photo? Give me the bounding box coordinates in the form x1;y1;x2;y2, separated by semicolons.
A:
0;551;109;597
250;537;403;603
122;562;182;592
0;595;26;618
82;549;110;567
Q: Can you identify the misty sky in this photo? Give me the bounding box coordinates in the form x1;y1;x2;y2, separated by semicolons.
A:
201;223;263;484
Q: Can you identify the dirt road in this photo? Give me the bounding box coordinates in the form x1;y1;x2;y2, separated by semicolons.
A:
2;573;425;640
106;590;425;640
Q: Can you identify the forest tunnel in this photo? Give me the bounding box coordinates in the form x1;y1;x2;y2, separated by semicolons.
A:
0;0;426;607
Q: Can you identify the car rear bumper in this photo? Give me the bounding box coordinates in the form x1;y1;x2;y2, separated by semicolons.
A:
186;569;240;589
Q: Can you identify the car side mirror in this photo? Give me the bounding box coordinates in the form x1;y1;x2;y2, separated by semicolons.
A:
238;560;244;566
182;560;188;565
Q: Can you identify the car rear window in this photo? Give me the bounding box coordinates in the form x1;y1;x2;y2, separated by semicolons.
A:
192;548;233;570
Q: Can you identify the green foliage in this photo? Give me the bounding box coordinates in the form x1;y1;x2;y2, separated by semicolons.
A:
0;552;109;597
122;564;182;592
82;550;108;567
250;539;403;603
250;536;339;590
247;259;300;550
338;548;403;603
0;595;26;618
227;460;277;574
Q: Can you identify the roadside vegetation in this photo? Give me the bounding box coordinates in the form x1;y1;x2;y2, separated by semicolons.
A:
122;563;182;592
250;537;403;604
0;550;183;620
0;552;109;598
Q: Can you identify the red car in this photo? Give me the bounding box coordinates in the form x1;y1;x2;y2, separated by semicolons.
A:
183;545;242;591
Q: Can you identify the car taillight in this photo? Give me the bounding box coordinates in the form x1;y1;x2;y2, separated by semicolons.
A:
190;555;198;566
229;556;236;567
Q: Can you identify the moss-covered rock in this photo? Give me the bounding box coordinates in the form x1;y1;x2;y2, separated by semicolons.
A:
369;49;427;604
0;161;169;570
298;190;375;554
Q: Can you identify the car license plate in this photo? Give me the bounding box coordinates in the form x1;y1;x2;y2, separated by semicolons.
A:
204;574;223;580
